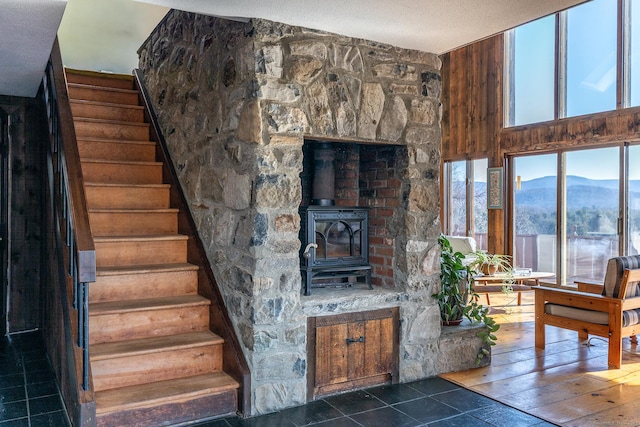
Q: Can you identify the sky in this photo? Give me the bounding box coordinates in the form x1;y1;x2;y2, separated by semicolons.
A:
513;0;628;125
512;0;640;182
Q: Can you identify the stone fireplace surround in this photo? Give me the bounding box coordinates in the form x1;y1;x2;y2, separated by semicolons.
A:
138;10;486;416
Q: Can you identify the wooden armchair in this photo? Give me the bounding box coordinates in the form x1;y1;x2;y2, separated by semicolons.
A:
535;255;640;368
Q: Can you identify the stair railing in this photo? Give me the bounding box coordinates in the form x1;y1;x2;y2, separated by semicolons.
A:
42;38;96;392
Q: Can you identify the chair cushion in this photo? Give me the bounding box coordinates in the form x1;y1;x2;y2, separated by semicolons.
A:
545;304;609;325
446;235;477;255
545;304;640;327
603;255;640;298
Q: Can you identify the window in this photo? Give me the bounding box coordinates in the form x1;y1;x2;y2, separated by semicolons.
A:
511;146;626;286
565;0;617;116
509;15;555;126
513;154;557;272
506;0;640;125
627;0;640;107
626;145;640;254
443;158;488;249
447;160;467;236
564;148;620;283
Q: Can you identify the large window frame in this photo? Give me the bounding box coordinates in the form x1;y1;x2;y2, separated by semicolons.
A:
505;0;638;127
507;142;639;286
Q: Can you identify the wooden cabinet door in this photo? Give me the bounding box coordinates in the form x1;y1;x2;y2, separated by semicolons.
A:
308;307;398;399
315;322;348;388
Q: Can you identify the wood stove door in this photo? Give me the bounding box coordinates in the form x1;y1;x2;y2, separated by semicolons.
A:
316;219;362;260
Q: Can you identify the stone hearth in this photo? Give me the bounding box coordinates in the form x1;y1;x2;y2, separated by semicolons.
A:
138;10;487;416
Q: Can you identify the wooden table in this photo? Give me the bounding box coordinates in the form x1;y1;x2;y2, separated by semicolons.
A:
473;272;555;305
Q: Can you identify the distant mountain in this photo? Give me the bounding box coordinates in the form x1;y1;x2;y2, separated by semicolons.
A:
519;175;640;192
513;176;640;210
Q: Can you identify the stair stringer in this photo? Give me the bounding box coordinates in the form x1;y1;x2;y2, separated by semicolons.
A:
133;69;252;418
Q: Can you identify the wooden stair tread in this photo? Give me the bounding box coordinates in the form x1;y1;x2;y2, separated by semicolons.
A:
74;117;149;127
96;263;199;277
70;99;144;110
81;158;162;166
65;68;134;87
94;234;188;243
95;372;239;415
77;137;155;146
68;82;138;95
89;208;179;213
85;182;170;189
90;295;210;315
91;331;223;361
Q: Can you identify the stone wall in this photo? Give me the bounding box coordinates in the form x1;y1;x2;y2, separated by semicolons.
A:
139;10;481;416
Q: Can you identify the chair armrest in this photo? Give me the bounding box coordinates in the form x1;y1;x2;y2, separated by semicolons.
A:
534;285;621;312
575;280;604;294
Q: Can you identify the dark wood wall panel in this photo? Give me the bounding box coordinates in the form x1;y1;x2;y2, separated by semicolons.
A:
441;34;503;163
0;96;46;333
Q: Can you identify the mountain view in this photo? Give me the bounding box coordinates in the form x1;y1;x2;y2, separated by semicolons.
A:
468;176;640;235
472;175;640;210
514;176;640;209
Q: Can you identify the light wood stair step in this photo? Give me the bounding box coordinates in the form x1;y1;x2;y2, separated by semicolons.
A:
91;295;210;316
74;117;150;140
96;262;199;277
78;138;156;162
65;69;134;90
81;159;163;185
94;235;188;267
89;208;178;236
91;331;223;361
84;183;170;210
68;83;139;105
95;372;239;416
89;295;211;345
91;263;199;303
91;332;224;392
70;99;144;122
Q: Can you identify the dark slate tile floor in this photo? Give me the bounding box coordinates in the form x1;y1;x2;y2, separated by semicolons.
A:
0;332;70;427
201;381;558;427
1;332;558;427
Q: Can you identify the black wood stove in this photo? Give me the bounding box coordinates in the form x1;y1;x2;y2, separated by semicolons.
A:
300;142;371;295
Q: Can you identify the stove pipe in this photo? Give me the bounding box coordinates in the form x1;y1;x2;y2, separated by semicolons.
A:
311;142;335;206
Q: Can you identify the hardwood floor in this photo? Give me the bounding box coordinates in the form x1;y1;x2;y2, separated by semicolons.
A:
441;290;640;427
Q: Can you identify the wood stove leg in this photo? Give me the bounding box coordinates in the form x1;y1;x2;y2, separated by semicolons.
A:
366;270;372;289
305;270;313;296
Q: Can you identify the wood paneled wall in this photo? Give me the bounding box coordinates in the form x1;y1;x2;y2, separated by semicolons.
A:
441;34;503;163
0;96;46;333
440;32;640;255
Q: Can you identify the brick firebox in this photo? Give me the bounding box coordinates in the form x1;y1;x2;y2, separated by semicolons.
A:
301;140;406;289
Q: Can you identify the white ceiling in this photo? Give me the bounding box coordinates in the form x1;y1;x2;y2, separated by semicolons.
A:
1;0;588;98
136;0;587;53
0;0;67;97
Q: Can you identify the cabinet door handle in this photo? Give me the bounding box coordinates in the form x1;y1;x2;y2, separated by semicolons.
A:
346;336;365;345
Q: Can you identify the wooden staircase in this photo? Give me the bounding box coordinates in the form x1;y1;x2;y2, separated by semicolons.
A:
65;69;240;427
